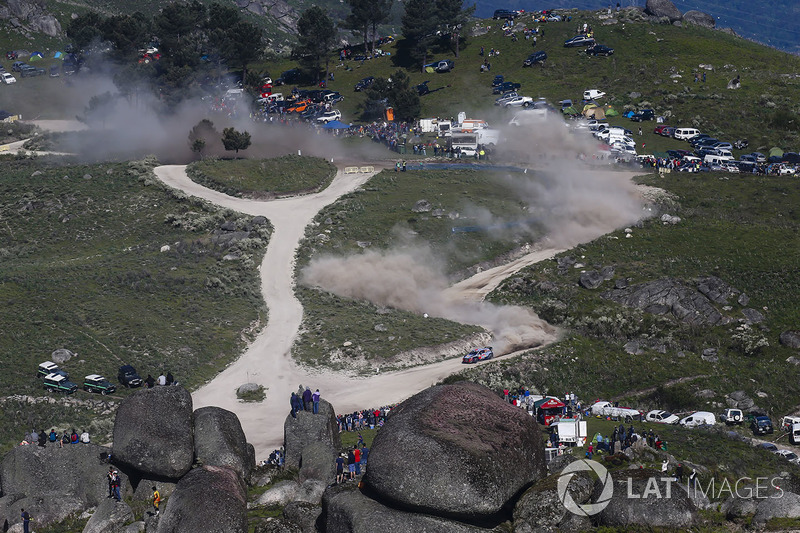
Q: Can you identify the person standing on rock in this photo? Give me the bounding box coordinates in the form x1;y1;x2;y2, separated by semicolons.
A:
354;446;362;476
107;467;116;498
152;486;161;516
347;448;356;480
112;470;122;502
20;509;31;533
303;387;313;412
290;393;300;418
360;444;369;473
335;454;345;484
312;389;321;414
675;463;684;483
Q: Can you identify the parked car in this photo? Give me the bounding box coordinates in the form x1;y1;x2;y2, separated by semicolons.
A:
434;59;454;73
11;61;27;72
546;14;562;21
503;95;534;108
493;9;519;19
750;152;766;162
493;82;521;94
275;68;300;85
645;410;680;424
1;72;16;84
38;361;64;378
751;416;774;435
658;126;677;137
679;411;716;427
653;124;674;135
316;109;342;123
118;365;143;388
775;449;800;464
495;91;520;105
462;347;494;364
523;51;547;67
83;374;116;395
586;44;614;56
492;74;505;87
354;76;374;92
590;401;642;420
720;408;744;425
630;109;655;122
758;442;779;452
712;141;733;150
43;373;78;394
20;66;45;77
564;35;595;48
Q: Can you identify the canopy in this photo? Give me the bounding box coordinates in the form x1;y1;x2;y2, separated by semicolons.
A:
769;146;784;157
322;120;350;130
534;397;566;410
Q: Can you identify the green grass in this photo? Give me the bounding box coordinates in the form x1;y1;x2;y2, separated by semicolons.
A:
444;171;800;418
0;156;268;453
186;155;336;198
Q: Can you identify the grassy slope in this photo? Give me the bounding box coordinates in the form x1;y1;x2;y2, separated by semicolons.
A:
0;156;268;453
186;155;336;198
449;171;800;418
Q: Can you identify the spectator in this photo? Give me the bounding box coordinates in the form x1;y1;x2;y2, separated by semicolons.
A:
312;389;321;414
80;430;90;444
335;453;345;484
354;446;362;475
21;509;31;533
303;387;313;411
38;429;47;448
166;372;174;385
49;429;57;443
61;431;70;448
71;429;79;444
152;486;161;516
157;374;167;386
347;448;356;480
145;374;155;388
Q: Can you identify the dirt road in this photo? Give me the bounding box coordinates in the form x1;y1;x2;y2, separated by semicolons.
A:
153;164;644;458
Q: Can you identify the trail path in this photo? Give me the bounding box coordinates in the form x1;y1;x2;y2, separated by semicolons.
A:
153;164;643;458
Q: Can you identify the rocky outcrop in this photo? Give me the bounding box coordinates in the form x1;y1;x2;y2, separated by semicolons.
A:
513;472;594;532
157;465;247;533
322;484;490;533
194;406;255;481
780;330;800;349
283;501;322;532
602;278;725;326
298;440;336;483
696;276;739;304
364;382;546;520
256;480;327;507
284;399;340;470
683;10;715;28
597;469;698;528
752;491;800;525
83;497;135;533
579;270;604;289
644;0;682;22
0;0;62;36
0;443;124;528
112;386;194;480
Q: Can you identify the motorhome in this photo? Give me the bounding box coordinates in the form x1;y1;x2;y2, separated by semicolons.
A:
450;132;479;157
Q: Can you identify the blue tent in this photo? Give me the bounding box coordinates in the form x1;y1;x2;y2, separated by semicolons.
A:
321;120;350;130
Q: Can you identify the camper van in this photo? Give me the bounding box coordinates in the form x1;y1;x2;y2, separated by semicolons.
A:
583;89;606;101
450;133;479;157
674;128;700;141
704;154;735;166
456;119;488;132
437;120;452;137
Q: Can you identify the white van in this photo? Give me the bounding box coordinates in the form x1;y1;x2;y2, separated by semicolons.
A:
680;411;716;428
583;89;606;100
704;154;735;166
674;128;700;141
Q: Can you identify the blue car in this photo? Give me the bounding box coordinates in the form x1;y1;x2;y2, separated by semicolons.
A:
462;347;494;364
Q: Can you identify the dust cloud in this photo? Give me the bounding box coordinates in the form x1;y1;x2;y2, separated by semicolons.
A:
301;246;558;355
302;108;648;355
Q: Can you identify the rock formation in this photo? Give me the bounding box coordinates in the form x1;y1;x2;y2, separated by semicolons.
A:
284;398;340;470
683;10;715;28
194;406;255;481
644;0;682;22
363;382;546;520
112;386;194;480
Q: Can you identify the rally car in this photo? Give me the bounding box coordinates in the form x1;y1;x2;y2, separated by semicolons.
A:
462;347;494;364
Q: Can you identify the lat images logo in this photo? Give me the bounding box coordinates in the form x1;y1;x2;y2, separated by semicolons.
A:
557;459;613;516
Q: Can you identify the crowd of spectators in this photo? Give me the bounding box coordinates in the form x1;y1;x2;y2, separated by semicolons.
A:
336;406;394;432
20;428;90;447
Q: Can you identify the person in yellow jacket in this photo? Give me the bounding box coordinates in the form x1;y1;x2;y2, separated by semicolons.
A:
152;486;161;516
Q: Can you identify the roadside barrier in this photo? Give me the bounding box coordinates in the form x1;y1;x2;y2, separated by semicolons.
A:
360;166;375;173
345;166;375;174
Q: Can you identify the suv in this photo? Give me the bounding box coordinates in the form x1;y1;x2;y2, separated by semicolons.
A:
630;109;655;122
20;66;45;77
434;60;454;73
354;76;374;92
118;365;143;388
38;361;63;378
751;416;774;435
720;408;744;425
523;51;547;67
493;9;519;19
83;374;116;395
43;373;78;394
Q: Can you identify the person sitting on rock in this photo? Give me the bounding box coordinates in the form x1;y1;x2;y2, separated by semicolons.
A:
38;429;47;448
70;429;79;444
49;429;57;443
61;431;70;448
166;372;175;385
144;374;155;388
80;430;90;444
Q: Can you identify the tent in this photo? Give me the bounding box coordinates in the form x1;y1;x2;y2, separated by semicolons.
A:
425;66;435;73
769;146;784;158
54;51;62;59
584;106;606;119
321;120;350;130
605;106;619;117
623;110;635;118
561;106;579;116
29;51;43;61
534;397;566;426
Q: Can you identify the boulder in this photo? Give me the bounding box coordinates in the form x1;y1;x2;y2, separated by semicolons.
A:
696;276;739;304
720;494;758;519
298;441;336;483
597;469;698;528
411;199;431;213
112;386;194;480
513;471;594;532
742;308;765;324
30;13;61;35
579;270;604;289
780;331;800;349
237;382;261;395
0;443;125;527
51;348;75;363
683;10;715;28
283;501;322;533
256;480;327;507
753;491;800;526
157;465;247;533
253;519;303;532
193;406;254;481
121;522;145;533
602;278;724;326
364;382;546;519
284;399;340;470
322;484;490;533
82;498;134;533
644;0;682;21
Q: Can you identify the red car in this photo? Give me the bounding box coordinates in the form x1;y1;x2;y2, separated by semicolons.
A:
653;124;673;135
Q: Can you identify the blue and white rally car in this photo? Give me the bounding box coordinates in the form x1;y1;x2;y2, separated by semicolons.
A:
462;347;494;364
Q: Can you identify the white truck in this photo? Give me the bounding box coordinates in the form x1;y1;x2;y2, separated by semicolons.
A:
590;401;642;420
552;419;588;446
450;132;479;157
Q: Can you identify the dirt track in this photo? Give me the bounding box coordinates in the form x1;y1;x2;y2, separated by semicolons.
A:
153;164;643;458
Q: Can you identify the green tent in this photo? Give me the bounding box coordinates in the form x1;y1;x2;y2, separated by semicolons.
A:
562;106;579;115
769;146;784;158
425;66;435;74
605;106;619;117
